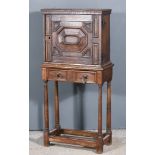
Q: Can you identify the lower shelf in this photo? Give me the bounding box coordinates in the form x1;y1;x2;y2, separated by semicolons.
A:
49;135;97;148
47;128;111;149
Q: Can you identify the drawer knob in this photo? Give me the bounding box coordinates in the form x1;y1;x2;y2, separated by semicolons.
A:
56;73;62;78
82;75;88;83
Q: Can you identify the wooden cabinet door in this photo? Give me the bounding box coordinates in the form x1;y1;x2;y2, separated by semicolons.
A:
44;14;101;65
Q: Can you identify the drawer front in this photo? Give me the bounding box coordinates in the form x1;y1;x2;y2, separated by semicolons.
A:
74;71;96;83
48;69;67;81
46;69;96;83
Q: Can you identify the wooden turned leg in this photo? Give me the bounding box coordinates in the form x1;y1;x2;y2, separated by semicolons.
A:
54;81;60;131
106;81;112;145
44;80;49;146
96;84;103;153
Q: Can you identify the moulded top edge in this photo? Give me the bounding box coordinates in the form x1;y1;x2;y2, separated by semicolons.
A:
41;8;112;15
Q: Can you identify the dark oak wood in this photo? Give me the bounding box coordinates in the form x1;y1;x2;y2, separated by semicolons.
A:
49;128;59;136
41;8;113;153
49;135;97;148
54;81;60;130
96;84;103;153
48;128;111;148
61;128;97;138
106;81;112;145
43;80;49;146
103;134;110;144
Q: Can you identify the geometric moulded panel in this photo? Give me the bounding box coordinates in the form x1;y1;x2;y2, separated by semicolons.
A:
56;28;88;53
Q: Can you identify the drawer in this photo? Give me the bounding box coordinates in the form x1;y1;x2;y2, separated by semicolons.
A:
47;69;97;83
48;69;67;81
74;71;96;83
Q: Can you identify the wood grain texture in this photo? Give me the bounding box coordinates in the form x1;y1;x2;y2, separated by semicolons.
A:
61;129;97;138
102;15;110;63
49;136;97;148
41;9;111;15
42;68;47;80
106;81;112;145
96;84;103;153
54;81;60;130
44;80;49;146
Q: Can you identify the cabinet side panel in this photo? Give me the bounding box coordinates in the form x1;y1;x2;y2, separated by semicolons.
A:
102;14;110;64
93;44;99;64
92;15;102;65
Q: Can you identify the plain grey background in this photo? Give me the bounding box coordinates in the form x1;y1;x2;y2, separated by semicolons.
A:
29;0;126;130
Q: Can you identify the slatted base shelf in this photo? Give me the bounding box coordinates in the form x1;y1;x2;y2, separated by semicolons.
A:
47;128;111;153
